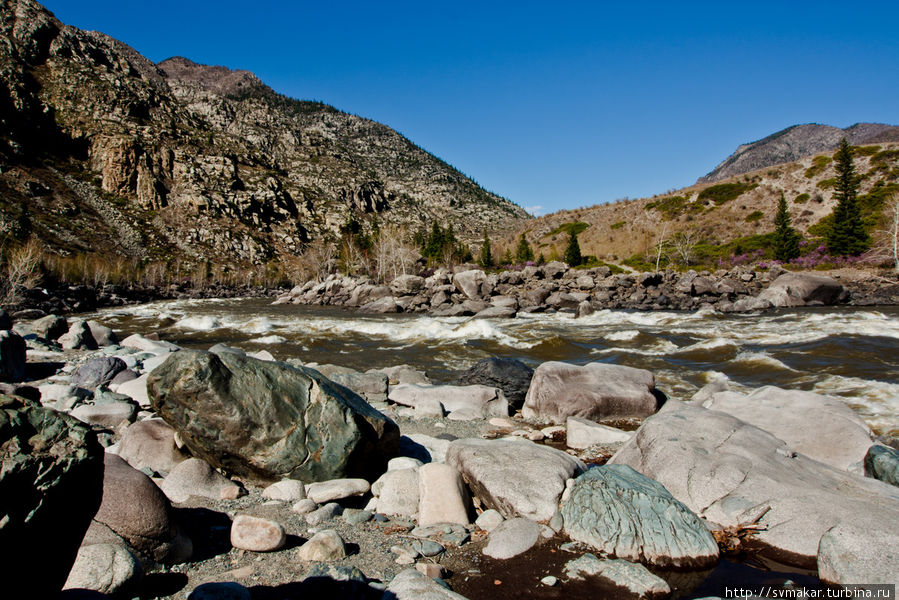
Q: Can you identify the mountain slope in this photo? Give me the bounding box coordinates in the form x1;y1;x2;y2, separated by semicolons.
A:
0;0;528;268
699;123;899;184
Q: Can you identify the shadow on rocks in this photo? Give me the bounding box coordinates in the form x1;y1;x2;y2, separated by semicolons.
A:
138;573;189;599
174;507;233;562
249;578;381;600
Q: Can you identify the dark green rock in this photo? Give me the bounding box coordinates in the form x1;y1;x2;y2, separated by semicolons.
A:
0;394;105;596
147;350;399;483
865;445;899;487
0;330;26;382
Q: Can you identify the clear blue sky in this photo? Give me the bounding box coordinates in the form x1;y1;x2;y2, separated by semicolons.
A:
42;1;899;216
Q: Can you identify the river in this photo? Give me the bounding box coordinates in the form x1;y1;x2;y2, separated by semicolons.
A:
92;298;899;437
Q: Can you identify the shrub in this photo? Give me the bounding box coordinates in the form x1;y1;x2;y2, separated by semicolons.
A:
697;182;758;206
745;211;764;223
794;193;810;204
805;155;832;179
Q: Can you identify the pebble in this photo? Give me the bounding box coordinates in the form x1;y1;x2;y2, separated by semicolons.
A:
541;576;558;586
305;502;343;526
416;562;445;578
484;518;540;559
306;478;370;503
262;479;307;502
230;515;286;552
291;499;317;514
343;508;373;525
475;509;504;532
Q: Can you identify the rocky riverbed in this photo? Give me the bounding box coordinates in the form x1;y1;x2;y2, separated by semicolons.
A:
1;308;898;599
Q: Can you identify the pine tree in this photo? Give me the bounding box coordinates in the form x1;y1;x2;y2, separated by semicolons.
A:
773;193;800;262
564;231;583;266
477;231;493;268
826;139;870;256
515;233;534;263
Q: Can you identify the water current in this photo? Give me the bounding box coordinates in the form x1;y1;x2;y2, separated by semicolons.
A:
93;298;899;436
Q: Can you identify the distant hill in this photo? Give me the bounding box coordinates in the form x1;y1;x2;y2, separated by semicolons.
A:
0;0;528;271
699;123;899;184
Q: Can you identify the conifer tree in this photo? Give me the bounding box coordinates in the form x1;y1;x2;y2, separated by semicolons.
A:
826;139;870;256
477;231;493;268
773;193;800;262
515;233;534;263
564;231;583;266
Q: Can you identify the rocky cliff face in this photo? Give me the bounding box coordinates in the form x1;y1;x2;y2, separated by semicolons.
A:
0;0;528;265
699;123;899;184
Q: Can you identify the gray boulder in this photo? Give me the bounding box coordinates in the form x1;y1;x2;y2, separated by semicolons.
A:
86;320;118;346
63;543;143;597
865;445;899;487
116;419;188;476
757;272;845;307
483;517;540;559
817;523;899;586
453;269;487;299
161;458;243;503
85;454;192;564
455;357;533;410
609;402;899;569
700;386;873;471
386;568;469;600
71;401;138;429
0;395;105;597
71;357;128;389
360;296;400;313
446;438;585;521
522;361;659;424
562;464;719;568
58;319;99;350
0;329;27;382
564;554;670;599
389;383;508;419
31;314;67;340
472;305;517;319
148;350;399;483
329;371;388;402
390;275;425;295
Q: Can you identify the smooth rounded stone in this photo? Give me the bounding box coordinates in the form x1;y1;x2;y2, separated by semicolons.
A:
562;464;719;568
418;463;470;526
71;357;127;389
701;386;874;470
148;350;399;483
415;397;445;418
388;457;423;471
386;568;469;600
291;499;317;514
541;575;558;586
453;269;487;299
71;401;138;428
31;314;68;340
85;454;192;564
86;321;118;347
230;515;286;552
117;419;188;475
298;529;346;561
817;522;899;586
376;468;421;517
565;553;671;599
757;272;845;307
414;539;445;557
59;319;99;350
0;395;105;597
456;357;534;410
39;383;91;405
609;401;899;569
116;373;150;407
566;417;633;449
189;582;251;600
329;371;389;402
0;330;27;382
343;508;373;525
120;334;179;354
389;383;508;418
865;445;899;486
484;517;540;559
306;502;343;526
522;361;659;424
63;543;142;596
447;406;484;421
262;479;307;502
161;458;243;503
475;509;504;532
401;433;451;463
306;478;370;503
374;364;431;385
446;438;586;522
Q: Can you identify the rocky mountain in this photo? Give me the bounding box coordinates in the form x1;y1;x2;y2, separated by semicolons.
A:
0;0;528;268
699;123;899;184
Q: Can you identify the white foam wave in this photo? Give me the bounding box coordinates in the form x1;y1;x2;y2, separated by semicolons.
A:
251;335;287;345
812;375;899;434
605;330;640;341
675;338;739;354
732;351;794;371
174;316;221;331
593;339;679;356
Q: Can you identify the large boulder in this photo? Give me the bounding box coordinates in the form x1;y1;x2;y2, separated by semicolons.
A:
63;543;143;597
609;402;899;570
522;361;659;424
455;357;534;410
446;438;585;522
562;465;719;568
453;269;487;299
0;395;105;597
117;419;189;476
700;386;873;471
817;522;899;586
388;384;508;419
58;319;98;350
71;357;128;389
757;272;846;307
31;314;68;340
865;445;899;487
148;350;399;483
390;275;425;296
0;329;27;382
85;454;192;564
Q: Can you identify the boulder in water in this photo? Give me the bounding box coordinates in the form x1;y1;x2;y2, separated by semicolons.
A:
148;350;399;483
757;272;845;307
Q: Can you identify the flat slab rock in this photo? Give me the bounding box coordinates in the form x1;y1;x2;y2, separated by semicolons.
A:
562;464;719;568
522;361;659;424
565;553;670;600
388;383;508;419
609;402;899;571
446;438;585;522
